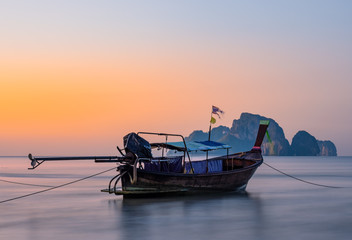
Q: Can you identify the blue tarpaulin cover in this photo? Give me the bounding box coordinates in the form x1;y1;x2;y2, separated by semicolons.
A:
144;156;183;173
185;159;223;174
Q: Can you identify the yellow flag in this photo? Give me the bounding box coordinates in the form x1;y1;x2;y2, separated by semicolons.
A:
210;116;216;124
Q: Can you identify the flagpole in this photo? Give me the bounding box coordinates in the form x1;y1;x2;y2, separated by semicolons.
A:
208;110;213;141
206;110;213;173
207;105;223;173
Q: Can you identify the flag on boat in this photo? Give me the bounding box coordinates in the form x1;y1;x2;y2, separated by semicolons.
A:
210;105;224;124
266;130;272;143
210;116;216;124
212;105;224;118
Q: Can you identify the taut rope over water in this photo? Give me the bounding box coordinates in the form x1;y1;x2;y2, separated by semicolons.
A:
0;167;116;204
0;179;55;188
263;162;344;189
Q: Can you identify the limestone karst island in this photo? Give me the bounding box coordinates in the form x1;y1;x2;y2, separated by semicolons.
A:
186;113;337;156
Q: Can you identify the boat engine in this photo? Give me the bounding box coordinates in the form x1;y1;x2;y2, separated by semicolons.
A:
123;132;152;161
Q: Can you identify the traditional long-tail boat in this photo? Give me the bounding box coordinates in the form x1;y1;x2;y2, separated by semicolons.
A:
28;120;269;197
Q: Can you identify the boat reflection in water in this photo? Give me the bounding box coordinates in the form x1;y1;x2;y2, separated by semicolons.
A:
108;192;264;240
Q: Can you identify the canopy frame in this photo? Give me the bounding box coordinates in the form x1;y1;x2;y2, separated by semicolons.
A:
138;132;231;173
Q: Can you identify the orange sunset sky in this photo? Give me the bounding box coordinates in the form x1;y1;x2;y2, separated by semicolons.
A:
1;1;352;155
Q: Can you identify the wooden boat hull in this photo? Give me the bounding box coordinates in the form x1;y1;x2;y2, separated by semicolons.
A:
118;156;263;197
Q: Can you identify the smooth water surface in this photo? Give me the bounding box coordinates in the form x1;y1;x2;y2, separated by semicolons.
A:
1;156;352;240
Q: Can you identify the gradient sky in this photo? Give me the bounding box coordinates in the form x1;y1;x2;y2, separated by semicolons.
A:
1;1;351;156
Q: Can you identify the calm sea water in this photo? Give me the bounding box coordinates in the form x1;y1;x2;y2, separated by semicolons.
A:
1;156;352;240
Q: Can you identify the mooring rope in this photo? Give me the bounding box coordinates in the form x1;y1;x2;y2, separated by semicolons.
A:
263;162;343;189
0;167;117;204
1;162;346;204
0;179;55;188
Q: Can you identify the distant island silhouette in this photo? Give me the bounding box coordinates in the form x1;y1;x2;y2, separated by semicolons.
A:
185;112;337;156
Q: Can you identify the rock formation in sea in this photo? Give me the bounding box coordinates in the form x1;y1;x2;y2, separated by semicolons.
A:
229;113;290;155
186;130;208;141
317;140;337;156
185;112;337;156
